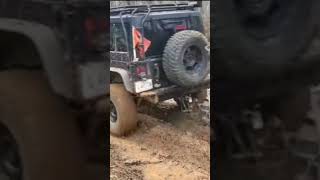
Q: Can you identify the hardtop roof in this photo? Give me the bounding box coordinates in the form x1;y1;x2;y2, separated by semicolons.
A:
110;3;200;18
110;9;200;22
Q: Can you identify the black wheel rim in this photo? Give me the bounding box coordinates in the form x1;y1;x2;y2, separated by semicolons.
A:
0;127;22;180
183;45;205;75
110;101;117;123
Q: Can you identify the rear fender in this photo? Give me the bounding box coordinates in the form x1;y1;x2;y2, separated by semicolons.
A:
110;67;134;93
0;18;74;99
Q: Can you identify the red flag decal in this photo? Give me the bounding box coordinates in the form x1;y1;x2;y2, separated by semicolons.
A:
133;27;151;55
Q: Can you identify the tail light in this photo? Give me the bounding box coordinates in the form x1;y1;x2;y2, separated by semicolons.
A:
136;65;147;78
84;17;107;51
175;25;187;31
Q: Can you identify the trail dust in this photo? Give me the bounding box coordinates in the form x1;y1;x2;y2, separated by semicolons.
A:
110;100;210;180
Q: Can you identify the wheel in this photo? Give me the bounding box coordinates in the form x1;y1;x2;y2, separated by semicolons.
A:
0;70;88;180
163;30;210;87
110;84;137;136
214;0;319;79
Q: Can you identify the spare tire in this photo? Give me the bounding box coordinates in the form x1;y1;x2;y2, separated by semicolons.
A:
163;30;210;87
214;0;319;79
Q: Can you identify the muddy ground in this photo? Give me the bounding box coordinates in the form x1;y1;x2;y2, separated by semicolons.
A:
110;99;211;180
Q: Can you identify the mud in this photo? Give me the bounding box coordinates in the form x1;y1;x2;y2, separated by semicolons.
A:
110;100;210;180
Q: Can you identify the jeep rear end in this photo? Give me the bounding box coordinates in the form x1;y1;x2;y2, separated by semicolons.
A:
110;3;210;136
110;3;208;97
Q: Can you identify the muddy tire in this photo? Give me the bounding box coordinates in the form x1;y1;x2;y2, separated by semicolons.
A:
110;84;137;136
0;70;88;180
163;30;210;87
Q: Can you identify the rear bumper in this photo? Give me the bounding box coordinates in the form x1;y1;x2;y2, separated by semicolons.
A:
138;75;210;103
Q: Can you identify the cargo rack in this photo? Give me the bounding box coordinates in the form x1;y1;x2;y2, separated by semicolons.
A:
110;3;198;16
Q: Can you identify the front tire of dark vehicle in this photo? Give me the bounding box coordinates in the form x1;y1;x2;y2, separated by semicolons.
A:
110;84;137;136
163;30;210;87
0;70;88;180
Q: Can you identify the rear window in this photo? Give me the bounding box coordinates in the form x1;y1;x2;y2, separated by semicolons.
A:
143;18;189;57
110;23;131;52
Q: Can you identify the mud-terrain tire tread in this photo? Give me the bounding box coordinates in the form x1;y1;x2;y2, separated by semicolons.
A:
163;30;209;87
110;84;137;136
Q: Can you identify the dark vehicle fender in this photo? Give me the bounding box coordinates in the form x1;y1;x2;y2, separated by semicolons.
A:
0;18;74;99
110;67;134;93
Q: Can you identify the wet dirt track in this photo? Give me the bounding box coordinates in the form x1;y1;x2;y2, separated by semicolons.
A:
110;101;210;180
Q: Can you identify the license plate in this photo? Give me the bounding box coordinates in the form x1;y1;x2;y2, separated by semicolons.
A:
134;79;153;93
